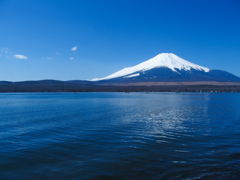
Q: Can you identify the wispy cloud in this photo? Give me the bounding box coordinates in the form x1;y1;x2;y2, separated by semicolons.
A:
14;54;27;59
71;46;77;51
70;57;74;60
1;47;10;54
56;52;60;55
1;47;10;58
47;57;53;60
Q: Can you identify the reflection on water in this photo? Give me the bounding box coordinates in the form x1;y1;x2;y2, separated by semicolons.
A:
0;92;240;179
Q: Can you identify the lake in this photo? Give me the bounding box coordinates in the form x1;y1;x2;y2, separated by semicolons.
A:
0;92;240;180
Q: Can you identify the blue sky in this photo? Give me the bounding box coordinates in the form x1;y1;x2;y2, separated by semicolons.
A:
0;0;240;81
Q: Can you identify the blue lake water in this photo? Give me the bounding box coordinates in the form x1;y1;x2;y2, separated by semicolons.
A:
0;92;240;180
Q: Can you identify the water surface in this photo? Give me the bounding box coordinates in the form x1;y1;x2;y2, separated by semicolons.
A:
0;92;240;179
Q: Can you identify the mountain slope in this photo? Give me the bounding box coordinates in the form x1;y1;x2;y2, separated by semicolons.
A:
92;53;210;81
92;53;240;83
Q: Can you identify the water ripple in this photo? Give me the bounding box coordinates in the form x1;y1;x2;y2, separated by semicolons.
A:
0;92;240;179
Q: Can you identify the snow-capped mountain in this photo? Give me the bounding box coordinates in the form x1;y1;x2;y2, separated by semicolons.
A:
92;53;209;81
92;53;240;83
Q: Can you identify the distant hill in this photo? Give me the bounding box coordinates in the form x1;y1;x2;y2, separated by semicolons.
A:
0;80;95;92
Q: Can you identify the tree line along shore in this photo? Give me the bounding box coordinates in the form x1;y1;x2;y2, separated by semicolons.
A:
0;80;240;92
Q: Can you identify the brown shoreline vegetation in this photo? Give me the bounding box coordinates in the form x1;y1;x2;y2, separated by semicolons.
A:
0;80;240;92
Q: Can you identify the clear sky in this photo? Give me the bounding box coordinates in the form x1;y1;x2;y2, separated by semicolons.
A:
0;0;240;81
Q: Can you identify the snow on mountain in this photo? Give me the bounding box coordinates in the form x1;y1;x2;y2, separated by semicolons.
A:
91;53;210;81
124;73;140;78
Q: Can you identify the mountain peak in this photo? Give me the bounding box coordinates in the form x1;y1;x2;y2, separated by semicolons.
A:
92;53;210;81
142;53;210;72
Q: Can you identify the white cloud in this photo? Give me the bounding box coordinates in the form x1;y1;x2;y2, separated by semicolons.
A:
56;52;60;55
47;57;53;60
14;54;27;59
71;46;77;51
70;57;74;60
